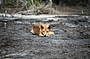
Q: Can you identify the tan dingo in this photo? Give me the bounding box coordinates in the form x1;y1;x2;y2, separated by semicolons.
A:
31;24;54;36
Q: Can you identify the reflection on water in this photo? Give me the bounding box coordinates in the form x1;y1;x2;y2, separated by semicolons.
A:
0;15;90;59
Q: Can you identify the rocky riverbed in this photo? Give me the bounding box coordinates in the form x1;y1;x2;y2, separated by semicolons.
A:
0;15;90;59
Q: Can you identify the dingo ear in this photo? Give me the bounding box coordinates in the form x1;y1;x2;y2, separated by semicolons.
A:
41;25;44;29
48;26;51;29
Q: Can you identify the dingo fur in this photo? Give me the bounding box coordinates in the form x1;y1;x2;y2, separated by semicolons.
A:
31;24;54;36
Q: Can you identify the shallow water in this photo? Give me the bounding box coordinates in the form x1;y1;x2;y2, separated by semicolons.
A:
0;15;90;59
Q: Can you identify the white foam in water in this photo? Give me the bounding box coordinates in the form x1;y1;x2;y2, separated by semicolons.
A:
46;18;59;21
0;13;80;20
15;21;22;24
5;50;30;57
15;15;80;19
63;23;78;27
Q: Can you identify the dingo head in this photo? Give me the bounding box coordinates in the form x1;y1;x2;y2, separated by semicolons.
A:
39;24;54;36
31;24;54;36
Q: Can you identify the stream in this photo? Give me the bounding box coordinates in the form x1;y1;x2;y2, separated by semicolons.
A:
0;15;90;59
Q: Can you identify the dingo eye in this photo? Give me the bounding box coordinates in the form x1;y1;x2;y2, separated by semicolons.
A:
42;31;45;32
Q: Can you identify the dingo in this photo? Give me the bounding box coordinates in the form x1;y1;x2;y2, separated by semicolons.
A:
31;24;54;36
